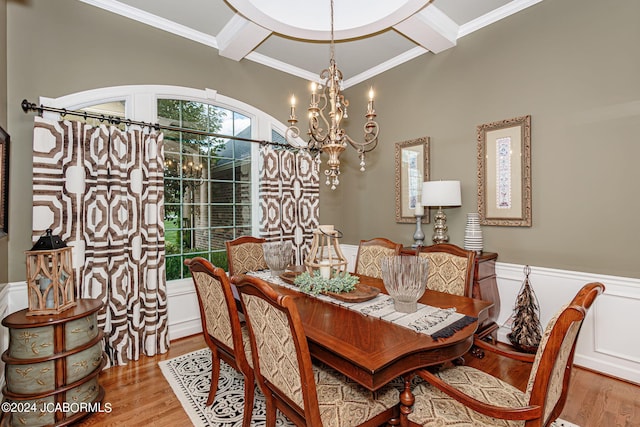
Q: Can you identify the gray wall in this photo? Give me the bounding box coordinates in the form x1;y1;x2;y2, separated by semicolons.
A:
324;0;640;279
4;0;639;282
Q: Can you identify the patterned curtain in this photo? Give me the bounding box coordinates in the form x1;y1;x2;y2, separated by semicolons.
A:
259;146;319;264
31;117;168;366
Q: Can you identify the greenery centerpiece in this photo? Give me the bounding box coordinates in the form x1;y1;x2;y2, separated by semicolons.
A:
293;270;359;295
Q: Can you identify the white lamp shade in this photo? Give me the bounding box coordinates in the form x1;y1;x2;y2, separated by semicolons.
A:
422;180;461;207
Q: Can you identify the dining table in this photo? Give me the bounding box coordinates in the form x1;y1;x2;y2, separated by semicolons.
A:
238;269;494;425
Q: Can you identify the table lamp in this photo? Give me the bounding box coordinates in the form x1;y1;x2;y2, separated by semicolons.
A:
422;180;461;244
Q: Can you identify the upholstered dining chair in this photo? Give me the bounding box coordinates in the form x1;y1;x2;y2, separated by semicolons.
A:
232;274;400;427
415;243;476;297
225;235;268;276
354;237;402;279
184;257;255;427
402;282;605;427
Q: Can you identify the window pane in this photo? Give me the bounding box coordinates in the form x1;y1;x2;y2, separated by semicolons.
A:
160;98;254;280
234;140;252;160
210;251;228;271
164;153;180;178
211;205;234;227
235;182;251;201
235;159;251;181
235;205;252;225
272;129;286;145
211;181;234;204
210;158;234;181
166;255;182;281
210;228;233;250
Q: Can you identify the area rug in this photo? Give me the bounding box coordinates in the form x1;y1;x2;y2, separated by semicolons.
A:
160;348;579;427
159;348;294;426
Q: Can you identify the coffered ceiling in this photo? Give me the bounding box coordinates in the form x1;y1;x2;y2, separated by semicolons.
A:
79;0;543;88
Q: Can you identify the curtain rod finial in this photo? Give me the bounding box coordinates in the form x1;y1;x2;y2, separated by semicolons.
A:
21;99;32;113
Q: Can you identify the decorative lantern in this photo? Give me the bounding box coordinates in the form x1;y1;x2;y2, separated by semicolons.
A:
25;229;76;316
304;225;348;279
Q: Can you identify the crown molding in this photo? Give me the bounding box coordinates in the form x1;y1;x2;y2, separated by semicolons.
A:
459;0;544;38
343;46;429;88
77;0;219;48
245;52;320;83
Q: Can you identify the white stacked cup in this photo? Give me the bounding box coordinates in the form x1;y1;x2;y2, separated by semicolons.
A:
463;213;483;253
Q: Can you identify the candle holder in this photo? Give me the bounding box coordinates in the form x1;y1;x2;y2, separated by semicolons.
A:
412;214;425;248
304;225;348;279
25;229;76;316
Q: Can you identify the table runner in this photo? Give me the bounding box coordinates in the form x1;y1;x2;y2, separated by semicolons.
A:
248;270;477;340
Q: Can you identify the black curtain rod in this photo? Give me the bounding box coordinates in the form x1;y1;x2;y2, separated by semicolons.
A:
21;99;295;149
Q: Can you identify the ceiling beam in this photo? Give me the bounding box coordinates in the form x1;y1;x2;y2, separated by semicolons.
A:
217;14;272;61
393;5;458;54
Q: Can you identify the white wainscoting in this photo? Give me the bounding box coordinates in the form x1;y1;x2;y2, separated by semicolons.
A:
495;263;640;384
1;248;638;385
0;283;9;399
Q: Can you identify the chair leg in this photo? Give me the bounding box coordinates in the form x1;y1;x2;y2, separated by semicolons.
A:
241;370;255;427
207;347;221;406
264;392;277;427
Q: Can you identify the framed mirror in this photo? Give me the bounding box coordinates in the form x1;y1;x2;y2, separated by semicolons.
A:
477;115;531;226
395;137;430;223
0;126;9;236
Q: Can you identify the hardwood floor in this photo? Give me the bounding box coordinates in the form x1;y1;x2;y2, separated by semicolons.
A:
74;334;639;427
75;335;207;427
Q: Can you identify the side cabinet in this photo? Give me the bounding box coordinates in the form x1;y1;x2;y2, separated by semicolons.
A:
473;252;500;341
1;299;106;426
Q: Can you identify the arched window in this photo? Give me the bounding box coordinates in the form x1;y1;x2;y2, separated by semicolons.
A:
41;85;289;281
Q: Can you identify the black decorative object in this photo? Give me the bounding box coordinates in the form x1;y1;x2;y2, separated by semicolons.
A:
507;265;542;353
30;228;67;250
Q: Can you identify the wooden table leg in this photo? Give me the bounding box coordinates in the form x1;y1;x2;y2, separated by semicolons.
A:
399;374;415;427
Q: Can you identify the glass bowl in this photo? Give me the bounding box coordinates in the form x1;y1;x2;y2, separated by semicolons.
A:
381;255;429;313
262;240;293;276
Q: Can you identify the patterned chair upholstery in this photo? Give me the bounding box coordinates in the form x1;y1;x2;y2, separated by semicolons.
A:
184;257;255;427
416;243;476;297
226;236;268;276
233;274;400;427
354;237;402;279
404;282;605;427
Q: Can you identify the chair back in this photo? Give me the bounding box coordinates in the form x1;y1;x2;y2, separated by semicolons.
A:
233;274;323;423
416;243;476;296
354;237;402;279
524;282;604;426
226;236;268;276
185;257;250;368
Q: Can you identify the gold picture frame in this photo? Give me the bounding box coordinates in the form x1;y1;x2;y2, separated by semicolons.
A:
0;126;9;236
395;137;430;223
477;115;531;227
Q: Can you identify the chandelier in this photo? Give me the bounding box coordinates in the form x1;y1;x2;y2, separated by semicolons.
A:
285;0;380;190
